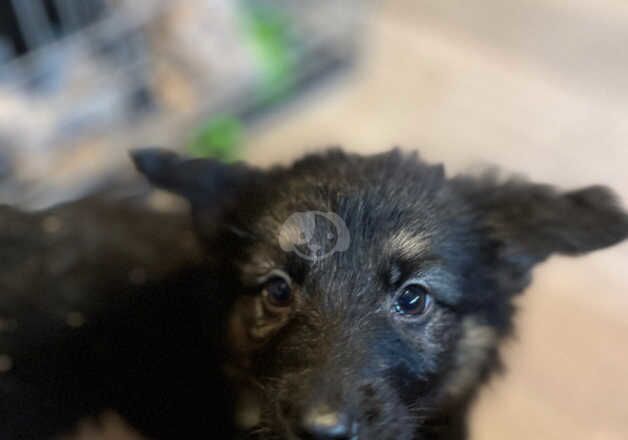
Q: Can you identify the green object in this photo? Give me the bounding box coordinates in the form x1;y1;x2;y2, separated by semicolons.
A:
187;115;243;161
187;4;299;160
241;3;297;103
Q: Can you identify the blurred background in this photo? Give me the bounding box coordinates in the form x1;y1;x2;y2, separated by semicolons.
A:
1;0;627;439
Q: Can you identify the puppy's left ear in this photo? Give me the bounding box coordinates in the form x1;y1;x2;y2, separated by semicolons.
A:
455;175;628;270
131;148;259;207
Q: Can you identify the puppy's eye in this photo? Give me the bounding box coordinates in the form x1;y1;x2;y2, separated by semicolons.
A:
394;284;431;316
262;276;293;308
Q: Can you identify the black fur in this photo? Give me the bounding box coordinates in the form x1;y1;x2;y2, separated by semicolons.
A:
1;149;627;440
0;197;235;439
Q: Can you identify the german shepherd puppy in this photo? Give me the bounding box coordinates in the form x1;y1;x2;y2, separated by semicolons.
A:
1;148;627;440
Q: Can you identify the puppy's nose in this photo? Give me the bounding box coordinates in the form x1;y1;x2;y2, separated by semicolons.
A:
300;405;352;439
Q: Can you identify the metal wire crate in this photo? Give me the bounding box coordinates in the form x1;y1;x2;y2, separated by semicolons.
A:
0;0;367;208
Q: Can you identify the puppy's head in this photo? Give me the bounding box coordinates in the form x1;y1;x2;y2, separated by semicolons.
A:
133;148;628;440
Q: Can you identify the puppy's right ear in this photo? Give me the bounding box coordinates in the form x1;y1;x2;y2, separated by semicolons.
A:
454;173;628;272
131;148;258;207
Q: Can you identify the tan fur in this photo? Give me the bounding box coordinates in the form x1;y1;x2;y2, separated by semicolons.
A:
388;230;431;259
443;317;497;399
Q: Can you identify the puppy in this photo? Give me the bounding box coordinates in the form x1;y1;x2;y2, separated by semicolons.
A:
0;195;238;439
1;148;627;440
134;148;628;440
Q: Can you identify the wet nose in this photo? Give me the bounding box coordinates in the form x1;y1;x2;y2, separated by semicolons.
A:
300;404;353;439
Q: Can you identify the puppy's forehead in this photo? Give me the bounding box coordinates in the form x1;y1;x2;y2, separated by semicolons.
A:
237;153;461;284
249;213;438;276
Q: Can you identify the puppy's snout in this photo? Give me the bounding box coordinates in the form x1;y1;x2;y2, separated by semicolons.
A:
299;404;354;440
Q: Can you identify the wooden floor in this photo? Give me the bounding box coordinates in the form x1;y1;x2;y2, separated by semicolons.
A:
74;1;628;438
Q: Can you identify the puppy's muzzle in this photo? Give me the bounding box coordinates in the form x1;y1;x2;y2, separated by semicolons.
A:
298;404;357;440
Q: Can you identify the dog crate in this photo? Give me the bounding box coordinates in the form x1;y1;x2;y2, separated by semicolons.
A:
0;0;367;208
